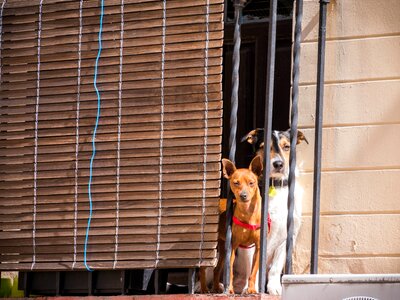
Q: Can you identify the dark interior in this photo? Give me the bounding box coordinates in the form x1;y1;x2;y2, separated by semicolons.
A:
221;17;294;196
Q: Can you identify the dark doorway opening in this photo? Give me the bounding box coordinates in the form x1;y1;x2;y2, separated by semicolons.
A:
221;1;294;196
222;3;293;165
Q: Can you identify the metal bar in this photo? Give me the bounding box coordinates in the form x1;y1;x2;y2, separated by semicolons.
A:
311;0;330;274
55;271;61;296
154;269;160;294
285;0;304;274
188;268;196;294
87;271;93;295
223;0;244;293
259;0;278;293
120;270;126;295
23;272;30;298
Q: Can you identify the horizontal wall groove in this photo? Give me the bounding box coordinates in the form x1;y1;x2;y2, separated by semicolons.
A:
302;31;400;44
302;211;400;217
299;76;400;87
300;166;400;174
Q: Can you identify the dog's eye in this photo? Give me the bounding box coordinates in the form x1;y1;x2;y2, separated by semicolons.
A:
233;181;240;186
283;145;290;151
249;181;255;187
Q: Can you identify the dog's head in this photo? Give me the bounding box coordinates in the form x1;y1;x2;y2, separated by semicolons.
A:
222;156;263;203
242;128;308;180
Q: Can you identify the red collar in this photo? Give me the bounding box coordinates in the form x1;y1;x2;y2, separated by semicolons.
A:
239;244;255;249
232;214;271;232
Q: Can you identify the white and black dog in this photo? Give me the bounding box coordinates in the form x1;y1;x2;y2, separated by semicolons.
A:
233;128;308;295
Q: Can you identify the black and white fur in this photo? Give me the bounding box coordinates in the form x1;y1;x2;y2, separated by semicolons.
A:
234;129;307;295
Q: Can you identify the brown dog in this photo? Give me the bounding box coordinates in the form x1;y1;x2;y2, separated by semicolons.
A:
201;155;264;294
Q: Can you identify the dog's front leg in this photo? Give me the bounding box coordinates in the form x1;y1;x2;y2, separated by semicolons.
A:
228;245;238;294
267;242;286;295
246;245;259;294
199;267;208;293
212;239;225;293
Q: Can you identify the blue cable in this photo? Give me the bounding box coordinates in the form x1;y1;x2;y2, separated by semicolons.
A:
84;0;104;272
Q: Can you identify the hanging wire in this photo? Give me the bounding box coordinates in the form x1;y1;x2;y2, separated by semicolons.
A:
31;0;44;271
72;0;84;270
85;0;105;272
199;0;210;267
113;0;125;270
155;0;167;268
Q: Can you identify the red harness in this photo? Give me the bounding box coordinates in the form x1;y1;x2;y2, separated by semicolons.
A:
232;214;271;232
233;214;271;250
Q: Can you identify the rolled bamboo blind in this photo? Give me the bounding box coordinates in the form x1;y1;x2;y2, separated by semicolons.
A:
0;0;223;271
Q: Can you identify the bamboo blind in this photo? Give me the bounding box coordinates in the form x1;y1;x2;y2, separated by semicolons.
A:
0;0;223;271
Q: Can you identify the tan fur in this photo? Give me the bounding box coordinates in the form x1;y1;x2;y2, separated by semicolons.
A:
201;156;264;294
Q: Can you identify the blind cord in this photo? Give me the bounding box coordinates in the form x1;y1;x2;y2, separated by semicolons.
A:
72;0;84;271
32;0;44;271
113;0;125;270
84;0;105;272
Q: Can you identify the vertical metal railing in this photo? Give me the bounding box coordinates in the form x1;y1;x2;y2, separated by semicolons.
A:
285;0;304;274
311;0;330;274
222;0;329;293
223;0;245;293
259;0;278;293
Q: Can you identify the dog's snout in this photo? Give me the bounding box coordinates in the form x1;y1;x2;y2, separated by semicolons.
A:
240;191;247;200
273;160;284;170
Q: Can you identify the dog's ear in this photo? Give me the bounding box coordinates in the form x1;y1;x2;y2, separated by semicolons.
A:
249;155;263;177
297;130;309;145
222;158;236;179
284;129;309;145
241;128;264;145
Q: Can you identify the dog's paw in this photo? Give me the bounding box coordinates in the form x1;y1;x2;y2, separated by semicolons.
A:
211;283;224;294
267;279;282;295
246;287;258;294
228;286;235;294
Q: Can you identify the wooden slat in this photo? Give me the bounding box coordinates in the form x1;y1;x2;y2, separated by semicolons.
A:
0;258;217;271
0;214;219;230
3;0;222;14
2;31;223;59
0;162;221;183
0;143;221;164
2;49;222;75
0;193;221;208
2;39;223;66
1;66;222;92
0;222;218;240
2;4;222;32
0;241;217;254
2;11;223;41
1;81;222;101
0;232;219;247
1;248;217;263
1;58;222;86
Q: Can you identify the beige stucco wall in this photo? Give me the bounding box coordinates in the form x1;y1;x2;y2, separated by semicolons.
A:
293;0;400;274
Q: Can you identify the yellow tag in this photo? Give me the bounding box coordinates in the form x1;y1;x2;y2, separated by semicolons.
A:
269;186;277;197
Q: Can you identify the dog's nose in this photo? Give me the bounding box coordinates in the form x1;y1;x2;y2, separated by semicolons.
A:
240;191;247;200
273;160;284;170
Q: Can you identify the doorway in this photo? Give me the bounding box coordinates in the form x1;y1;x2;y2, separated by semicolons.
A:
221;0;294;195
